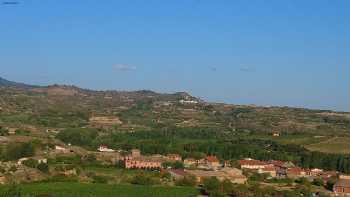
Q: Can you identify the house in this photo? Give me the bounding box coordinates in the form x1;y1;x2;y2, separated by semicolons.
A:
166;154;182;162
168;169;187;180
187;168;247;184
224;160;231;167
239;159;271;170
31;156;48;164
206;156;221;170
340;175;350;180
62;168;77;176
179;99;198;104
308;168;323;177
17;158;29;165
124;149;167;169
55;145;70;153
272;132;280;137
125;157;163;169
131;149;141;157
333;179;350;196
286;167;307;179
268;160;286;168
258;166;277;177
184;158;197;168
98;145;115;153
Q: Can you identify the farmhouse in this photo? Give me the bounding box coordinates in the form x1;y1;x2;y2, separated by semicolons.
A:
168;169;187;180
333;179;350;196
286;167;307;179
184;158;197;168
124;149;170;169
166;154;182;162
206;156;221;170
239;159;271;170
55;145;70;154
98;145;115;153
307;168;323;177
258;166;277;177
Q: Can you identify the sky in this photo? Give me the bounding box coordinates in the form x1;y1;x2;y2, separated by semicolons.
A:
0;0;349;111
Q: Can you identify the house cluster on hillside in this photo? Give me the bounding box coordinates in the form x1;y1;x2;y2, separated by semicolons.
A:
239;158;336;179
123;150;247;184
183;156;223;170
124;149;181;169
239;158;350;196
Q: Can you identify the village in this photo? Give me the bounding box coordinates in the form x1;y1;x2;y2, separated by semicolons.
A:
76;144;350;196
123;149;350;196
0;139;349;196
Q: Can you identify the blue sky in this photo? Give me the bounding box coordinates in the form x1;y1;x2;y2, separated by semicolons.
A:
0;0;349;111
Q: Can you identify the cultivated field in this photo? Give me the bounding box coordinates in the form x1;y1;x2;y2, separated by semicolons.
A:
0;182;199;197
306;137;350;154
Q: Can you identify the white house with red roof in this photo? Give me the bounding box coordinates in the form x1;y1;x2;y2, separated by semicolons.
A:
98;145;115;153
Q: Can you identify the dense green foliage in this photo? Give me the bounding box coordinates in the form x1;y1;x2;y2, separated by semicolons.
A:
56;127;350;173
1;142;35;161
56;128;98;148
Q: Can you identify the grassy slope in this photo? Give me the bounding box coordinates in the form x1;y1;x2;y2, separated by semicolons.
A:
306;136;350;154
0;182;198;197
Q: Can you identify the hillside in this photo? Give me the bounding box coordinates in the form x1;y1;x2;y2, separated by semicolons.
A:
0;76;350;154
0;77;349;136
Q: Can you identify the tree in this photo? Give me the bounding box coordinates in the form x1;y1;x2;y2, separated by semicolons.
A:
22;159;38;168
37;163;49;173
175;175;197;187
222;179;235;195
3;142;35;161
130;173;157;185
173;161;184;169
203;177;222;196
312;178;324;186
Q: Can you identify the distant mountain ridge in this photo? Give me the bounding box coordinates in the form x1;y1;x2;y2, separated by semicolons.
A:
0;77;34;88
0;76;200;102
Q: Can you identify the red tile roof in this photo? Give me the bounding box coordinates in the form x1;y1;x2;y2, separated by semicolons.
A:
268;160;285;167
169;169;187;176
287;167;305;175
206;156;219;163
263;166;277;171
239;159;267;166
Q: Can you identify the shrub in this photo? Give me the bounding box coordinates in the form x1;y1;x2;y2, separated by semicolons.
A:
23;159;38;168
37;163;49;173
3;142;35;161
130;173;158;185
92;175;109;184
175;175;197;187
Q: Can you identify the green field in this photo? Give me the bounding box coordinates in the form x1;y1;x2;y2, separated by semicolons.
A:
251;134;350;154
0;182;199;197
306;137;350;154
